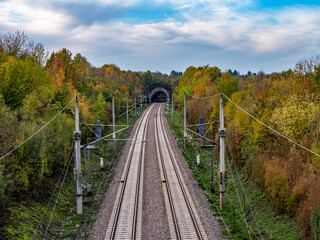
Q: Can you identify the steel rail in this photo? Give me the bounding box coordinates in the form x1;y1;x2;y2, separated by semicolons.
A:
105;104;155;240
155;104;181;239
131;103;152;239
156;104;208;240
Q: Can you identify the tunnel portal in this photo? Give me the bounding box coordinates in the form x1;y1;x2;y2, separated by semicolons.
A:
150;87;170;103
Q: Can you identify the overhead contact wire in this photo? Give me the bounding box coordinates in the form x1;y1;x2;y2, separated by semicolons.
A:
0;96;76;161
185;91;220;100
221;92;320;158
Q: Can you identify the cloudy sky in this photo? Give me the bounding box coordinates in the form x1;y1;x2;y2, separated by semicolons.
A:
1;0;320;74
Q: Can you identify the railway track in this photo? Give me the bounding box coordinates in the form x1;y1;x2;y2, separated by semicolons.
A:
105;103;208;239
105;104;155;240
155;104;208;240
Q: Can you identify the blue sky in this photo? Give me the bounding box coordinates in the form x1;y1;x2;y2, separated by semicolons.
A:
1;0;320;74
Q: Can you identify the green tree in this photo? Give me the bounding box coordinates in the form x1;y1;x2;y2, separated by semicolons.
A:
0;57;47;109
92;92;107;121
216;72;239;98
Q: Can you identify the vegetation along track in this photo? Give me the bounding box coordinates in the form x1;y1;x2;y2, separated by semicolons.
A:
155;104;208;240
104;104;155;240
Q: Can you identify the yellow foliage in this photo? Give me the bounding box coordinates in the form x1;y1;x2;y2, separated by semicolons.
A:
271;94;320;141
67;79;75;93
209;99;219;123
55;73;63;88
193;80;209;97
120;84;129;95
225;92;239;122
78;95;93;123
193;70;202;80
94;83;107;91
264;160;291;213
234;109;251;135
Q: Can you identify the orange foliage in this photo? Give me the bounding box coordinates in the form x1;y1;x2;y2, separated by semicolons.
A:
120;84;129;95
94;83;108;91
193;80;209;97
264;158;291;213
55;73;63;88
296;176;320;236
193;70;202;80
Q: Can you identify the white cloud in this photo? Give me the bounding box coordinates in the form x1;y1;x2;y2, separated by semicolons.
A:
247;7;320;53
51;0;141;7
0;0;73;35
59;4;320;61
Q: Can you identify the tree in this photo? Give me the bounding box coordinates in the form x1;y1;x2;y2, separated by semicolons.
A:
204;66;222;82
233;70;239;76
92;92;107;121
0;30;31;57
50;48;74;83
170;70;182;77
45;52;55;69
217;72;239;98
143;70;155;92
31;42;48;67
257;71;266;82
0;57;47;109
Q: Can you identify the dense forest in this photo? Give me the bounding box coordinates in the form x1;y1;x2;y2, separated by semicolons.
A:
174;59;320;237
0;31;178;237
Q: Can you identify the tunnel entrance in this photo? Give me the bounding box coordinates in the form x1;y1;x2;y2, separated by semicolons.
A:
151;91;168;102
150;87;170;103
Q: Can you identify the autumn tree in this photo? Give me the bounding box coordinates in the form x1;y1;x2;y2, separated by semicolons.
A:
48;48;75;86
0;30;31;57
0;57;48;109
31;42;48;66
216;72;239;98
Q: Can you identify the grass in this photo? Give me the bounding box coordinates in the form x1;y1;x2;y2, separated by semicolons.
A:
165;106;302;240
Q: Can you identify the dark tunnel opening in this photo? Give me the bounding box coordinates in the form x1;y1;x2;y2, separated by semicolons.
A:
151;91;168;102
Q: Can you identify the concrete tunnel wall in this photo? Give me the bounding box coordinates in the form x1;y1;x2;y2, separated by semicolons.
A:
149;87;170;103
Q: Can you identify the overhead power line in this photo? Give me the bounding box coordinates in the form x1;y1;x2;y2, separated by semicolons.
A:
187;121;219;127
32;146;74;240
226;140;263;239
43;152;74;239
221;93;320;158
0;96;76;161
185;91;220;100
